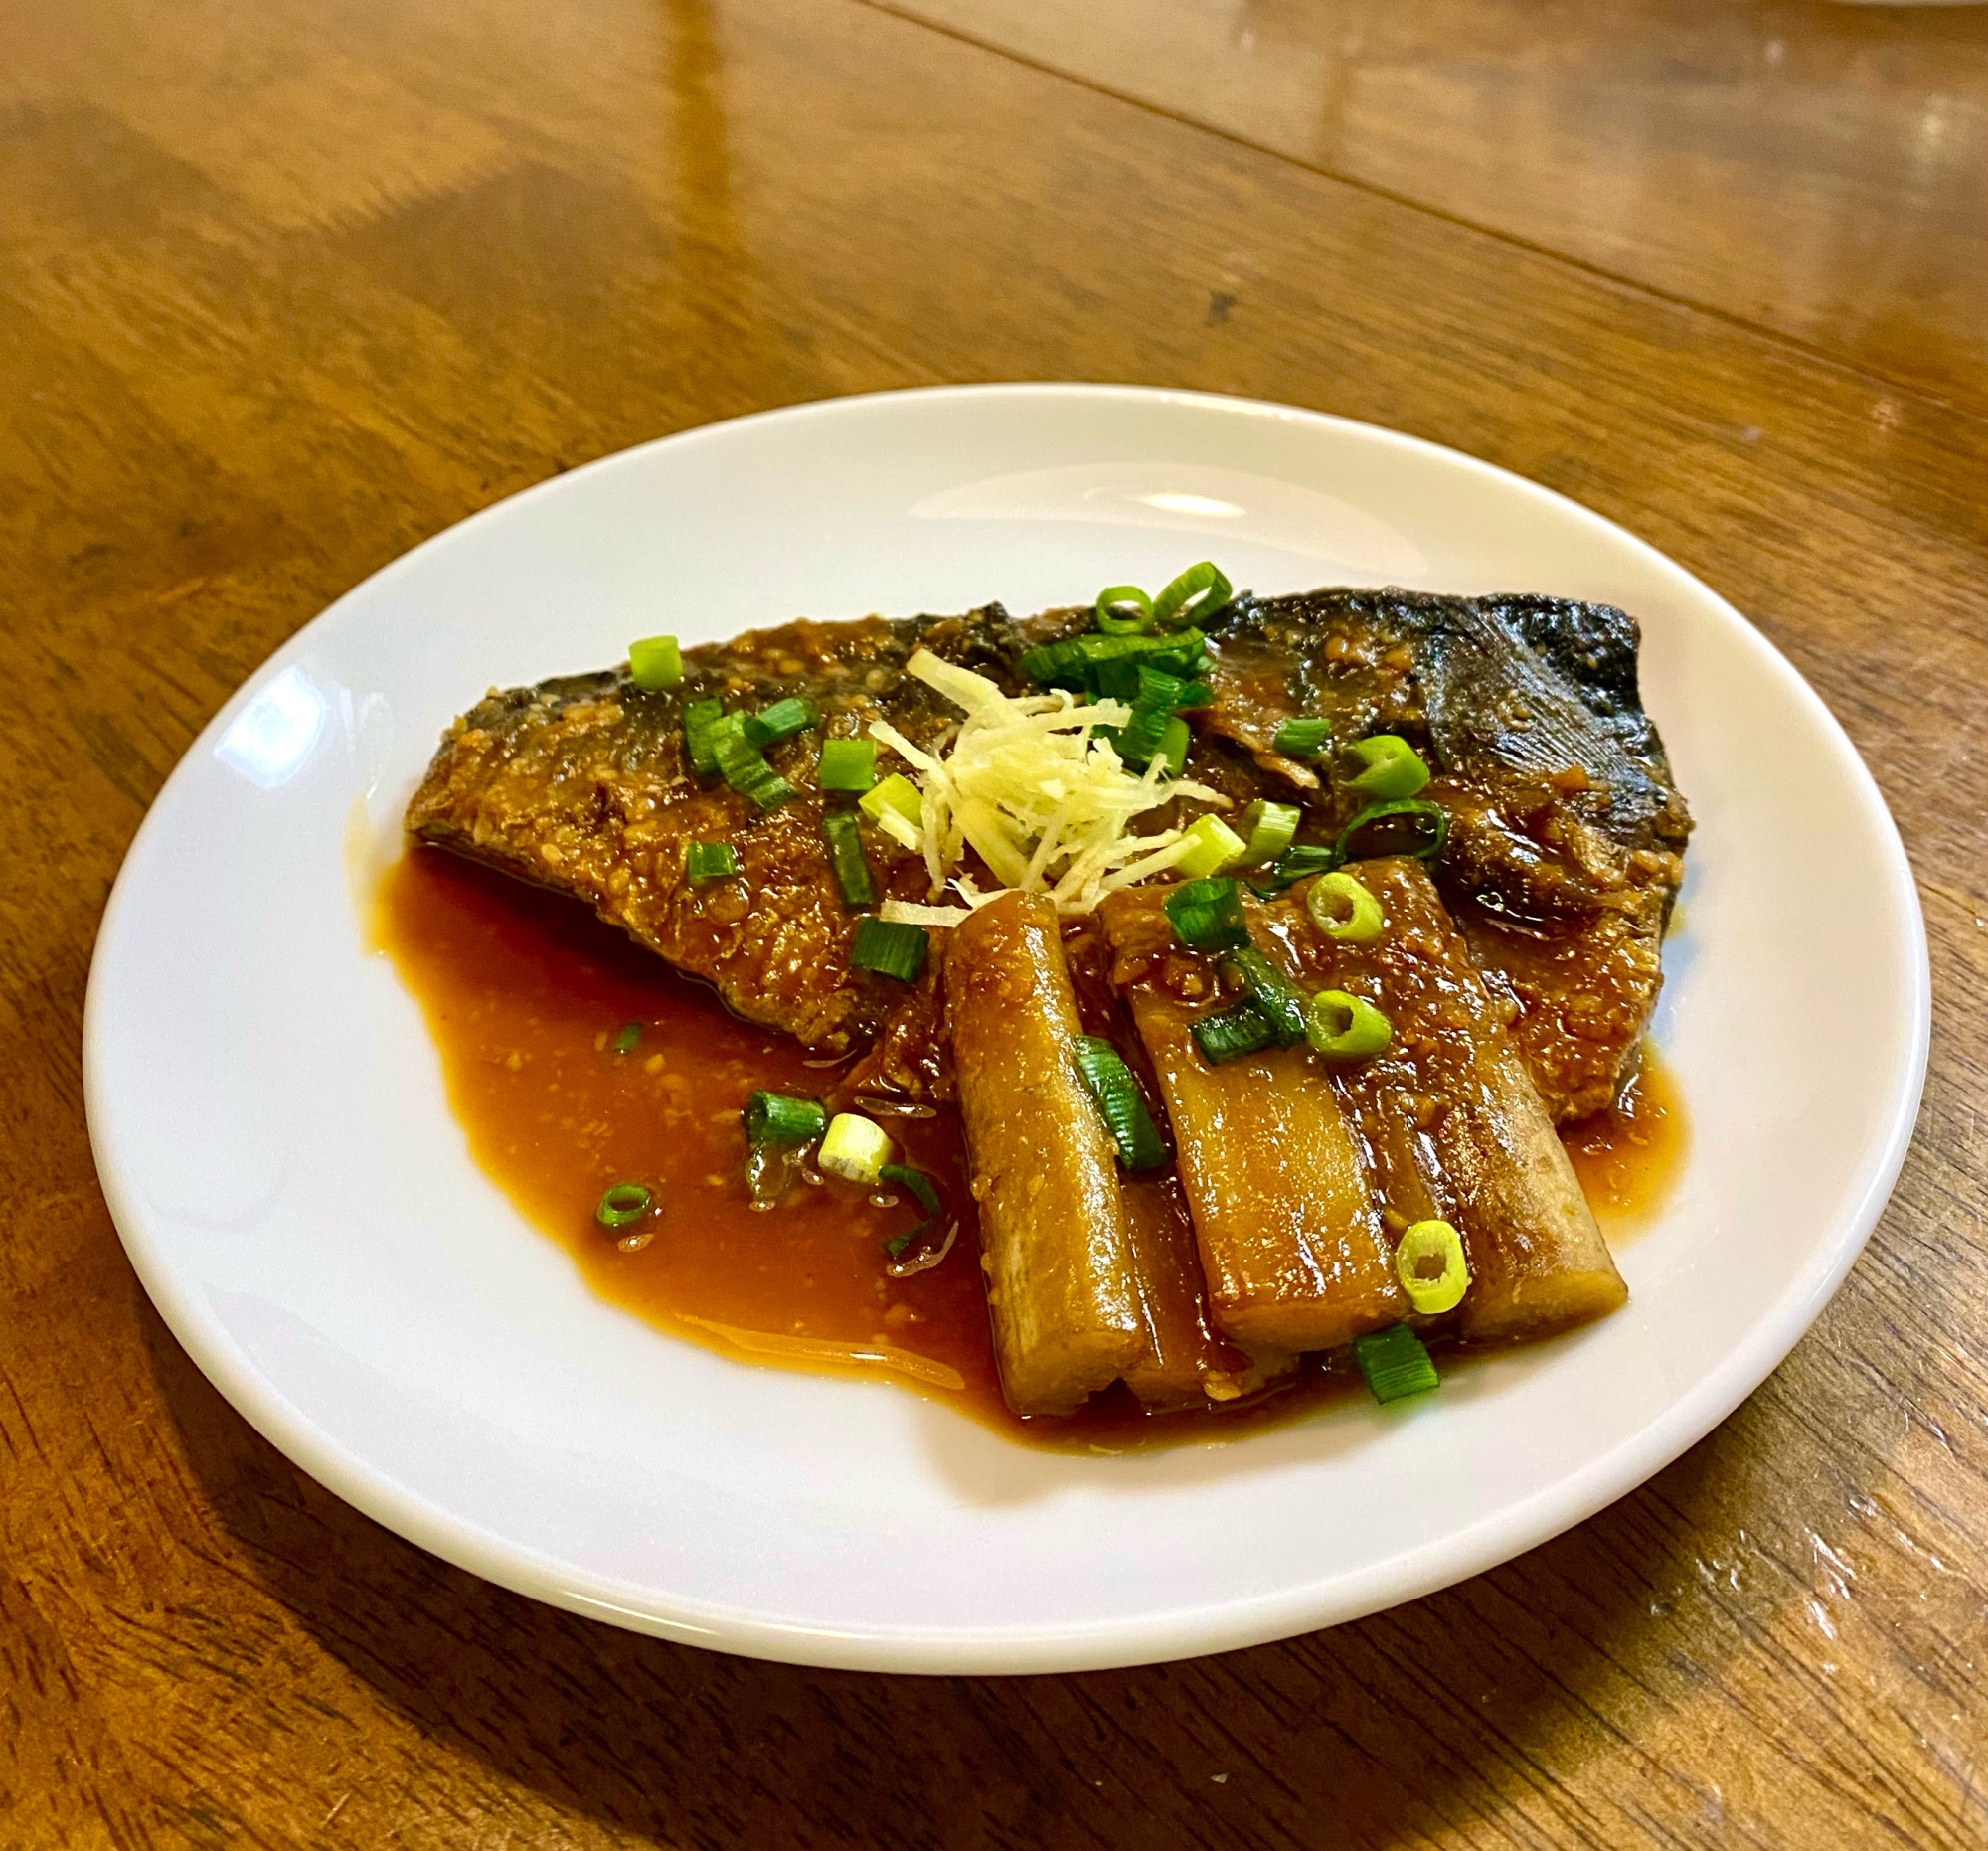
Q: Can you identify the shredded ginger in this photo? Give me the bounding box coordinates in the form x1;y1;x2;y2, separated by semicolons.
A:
866;649;1227;916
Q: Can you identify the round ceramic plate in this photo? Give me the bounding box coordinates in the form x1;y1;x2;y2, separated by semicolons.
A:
85;385;1927;1673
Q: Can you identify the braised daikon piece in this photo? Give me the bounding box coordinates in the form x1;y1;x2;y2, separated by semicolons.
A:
1118;1173;1291;1408
946;893;1145;1415
1266;857;1627;1342
1098;888;1408;1353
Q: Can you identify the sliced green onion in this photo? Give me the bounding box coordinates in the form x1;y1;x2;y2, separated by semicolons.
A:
850;916;928;981
1353;1323;1439;1404
1306;871;1385;942
685;840;740;883
744;697;817;750
860;772;923;832
1335;798;1447;863
821;809;876;909
595;1182;653;1229
612;1021;642;1055
1073;1036;1168;1170
744;1090;827;1146
1163;876;1248;952
1019;627;1209;692
1272;716;1330;758
1396;1219;1471;1315
1114;703;1176;771
1113;664;1211;770
818;737;877;792
1094;585;1156;635
1151;562;1233;630
1176;813;1247;879
878;1161;943;1257
1343;734;1431;800
1191;998;1277;1066
1249;843;1340;897
1236;799;1300;868
819;1111;894;1184
1133;665;1196;709
1306;989;1392;1060
712;715;796;811
627;635;683;690
684;698;725;777
1221;946;1308;1047
746;1138;802;1209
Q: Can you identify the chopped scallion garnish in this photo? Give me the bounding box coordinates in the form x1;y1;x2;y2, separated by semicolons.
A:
1334;797;1447;863
1395;1219;1471;1315
1236;799;1300;868
744;697;817;749
612;1021;642;1055
1163;876;1249;952
711;715;796;810
1019;626;1209;694
1073;1036;1168;1170
744;1090;827;1146
1353;1323;1439;1404
821;809;876;909
1343;734;1431;800
850;916;928;981
1306;989;1392;1061
1175;813;1247;879
1093;584;1157;636
1114;664;1203;768
859;772;923;833
685;840;740;883
1272;716;1330;758
1249;843;1339;897
1151;715;1190;779
684;698;724;777
627;635;683;690
595;1182;653;1229
878;1161;943;1257
1150;562;1234;631
819;1112;894;1184
1191;998;1277;1066
1220;946;1309;1047
818;737;878;792
1306;871;1385;942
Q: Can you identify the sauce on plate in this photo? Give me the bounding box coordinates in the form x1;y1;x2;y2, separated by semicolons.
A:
374;845;1684;1448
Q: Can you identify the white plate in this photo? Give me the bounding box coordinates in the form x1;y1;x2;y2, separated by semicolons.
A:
85;385;1927;1673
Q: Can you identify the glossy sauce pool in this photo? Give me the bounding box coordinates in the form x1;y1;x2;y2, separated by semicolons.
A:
375;846;1686;1449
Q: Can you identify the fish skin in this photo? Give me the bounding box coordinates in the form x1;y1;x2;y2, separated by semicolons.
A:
405;609;1019;1088
405;587;1689;1116
1194;589;1691;1118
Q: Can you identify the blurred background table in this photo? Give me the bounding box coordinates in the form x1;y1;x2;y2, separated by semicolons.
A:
5;2;1986;1846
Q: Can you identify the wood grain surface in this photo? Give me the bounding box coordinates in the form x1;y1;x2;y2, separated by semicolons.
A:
3;0;1985;1845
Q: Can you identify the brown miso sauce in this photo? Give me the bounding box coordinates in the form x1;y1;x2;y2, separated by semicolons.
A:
375;846;1680;1448
1561;1051;1689;1235
374;846;1362;1450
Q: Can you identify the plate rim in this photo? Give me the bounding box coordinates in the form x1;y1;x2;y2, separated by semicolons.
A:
83;381;1932;1672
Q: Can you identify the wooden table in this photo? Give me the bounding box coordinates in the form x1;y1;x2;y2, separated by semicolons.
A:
6;1;1985;1843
